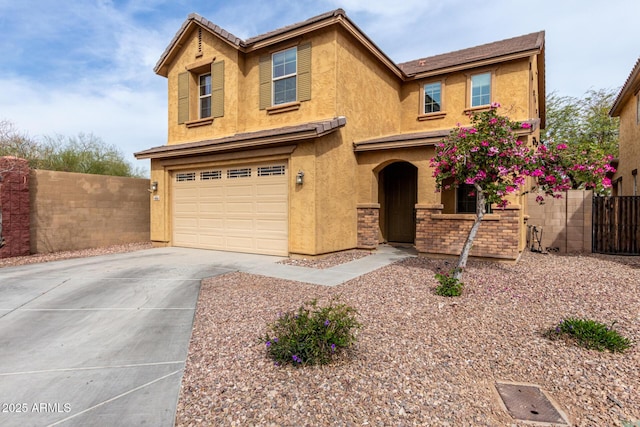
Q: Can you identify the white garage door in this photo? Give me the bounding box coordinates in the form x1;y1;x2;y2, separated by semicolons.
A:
172;162;288;255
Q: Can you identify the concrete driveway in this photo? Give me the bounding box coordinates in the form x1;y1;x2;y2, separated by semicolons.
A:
0;247;283;427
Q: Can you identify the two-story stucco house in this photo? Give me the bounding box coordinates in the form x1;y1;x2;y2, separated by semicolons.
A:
135;9;545;260
610;58;640;196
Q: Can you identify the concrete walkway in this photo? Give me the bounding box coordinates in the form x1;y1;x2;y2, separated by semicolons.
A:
238;244;416;285
0;245;414;427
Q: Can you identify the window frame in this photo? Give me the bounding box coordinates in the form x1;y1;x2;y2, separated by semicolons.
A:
272;47;297;106
456;184;492;214
470;72;492;108
198;72;212;119
418;79;446;121
464;67;498;114
636;93;640;125
424;81;442;114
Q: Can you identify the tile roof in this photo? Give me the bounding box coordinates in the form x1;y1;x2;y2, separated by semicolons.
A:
399;31;545;77
610;57;640;117
134;117;347;159
244;9;345;45
156;9;544;82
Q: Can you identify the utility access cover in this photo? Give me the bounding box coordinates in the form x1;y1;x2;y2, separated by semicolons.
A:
495;382;568;425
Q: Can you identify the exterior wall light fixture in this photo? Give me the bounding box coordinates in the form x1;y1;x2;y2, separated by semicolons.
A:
296;171;305;185
149;181;158;193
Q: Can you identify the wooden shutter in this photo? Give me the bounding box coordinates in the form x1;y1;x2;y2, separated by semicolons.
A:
177;72;189;124
259;54;271;110
211;61;224;118
297;42;311;102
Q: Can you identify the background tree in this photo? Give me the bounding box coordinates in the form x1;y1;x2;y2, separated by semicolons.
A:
0;120;144;178
431;104;614;284
542;89;619;187
38;133;146;177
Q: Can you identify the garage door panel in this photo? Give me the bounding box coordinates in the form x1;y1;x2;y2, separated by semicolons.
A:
256;183;287;196
256;201;288;213
225;218;254;230
255;218;287;231
199;203;224;213
173;163;288;255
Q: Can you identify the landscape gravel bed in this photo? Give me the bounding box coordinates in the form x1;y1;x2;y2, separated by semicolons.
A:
177;251;640;426
0;242;153;268
278;249;373;269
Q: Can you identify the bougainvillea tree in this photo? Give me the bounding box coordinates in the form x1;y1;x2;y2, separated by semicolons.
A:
430;103;615;283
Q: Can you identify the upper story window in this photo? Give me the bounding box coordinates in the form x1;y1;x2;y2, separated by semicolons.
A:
259;43;311;112
272;47;297;105
424;82;442;113
199;73;212;118
471;72;491;107
177;60;224;126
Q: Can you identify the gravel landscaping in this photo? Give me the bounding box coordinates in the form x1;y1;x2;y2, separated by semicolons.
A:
0;242;153;268
177;251;640;427
2;244;637;425
278;249;373;269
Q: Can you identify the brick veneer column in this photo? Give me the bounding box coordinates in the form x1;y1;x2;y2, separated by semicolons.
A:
415;204;443;253
0;157;30;258
357;203;380;249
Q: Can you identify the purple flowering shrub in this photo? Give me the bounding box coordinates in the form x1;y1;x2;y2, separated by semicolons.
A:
544;317;632;353
262;298;361;366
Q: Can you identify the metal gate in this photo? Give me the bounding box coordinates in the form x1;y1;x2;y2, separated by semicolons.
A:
592;196;640;255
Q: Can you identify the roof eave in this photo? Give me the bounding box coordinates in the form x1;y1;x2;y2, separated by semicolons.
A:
610;58;640;117
154;14;245;77
134;117;346;160
242;11;405;79
407;49;541;80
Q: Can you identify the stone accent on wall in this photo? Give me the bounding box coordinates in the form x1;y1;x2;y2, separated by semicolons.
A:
357;203;380;249
0;157;30;258
415;203;521;261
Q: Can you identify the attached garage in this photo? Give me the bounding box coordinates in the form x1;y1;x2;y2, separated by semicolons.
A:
172;162;288;255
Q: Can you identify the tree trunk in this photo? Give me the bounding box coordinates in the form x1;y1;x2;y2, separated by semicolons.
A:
453;184;485;281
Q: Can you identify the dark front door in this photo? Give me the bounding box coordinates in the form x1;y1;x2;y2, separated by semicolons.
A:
383;162;417;243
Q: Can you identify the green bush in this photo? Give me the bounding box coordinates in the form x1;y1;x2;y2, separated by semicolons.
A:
434;269;464;297
544;317;632;353
262;298;361;366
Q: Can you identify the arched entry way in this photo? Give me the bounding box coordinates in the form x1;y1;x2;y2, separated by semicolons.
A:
378;161;417;243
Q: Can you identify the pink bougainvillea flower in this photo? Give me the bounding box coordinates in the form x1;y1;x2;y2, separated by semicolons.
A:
556;143;568;150
521;122;532;129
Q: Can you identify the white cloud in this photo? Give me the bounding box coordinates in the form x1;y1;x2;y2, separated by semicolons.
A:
0;76;163;171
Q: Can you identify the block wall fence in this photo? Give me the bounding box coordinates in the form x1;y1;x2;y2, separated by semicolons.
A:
0;157;150;258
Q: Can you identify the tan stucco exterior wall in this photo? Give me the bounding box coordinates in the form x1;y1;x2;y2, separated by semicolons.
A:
149;18;543;258
166;27;241;144
614;93;640;195
399;58;532;134
30;170;150;253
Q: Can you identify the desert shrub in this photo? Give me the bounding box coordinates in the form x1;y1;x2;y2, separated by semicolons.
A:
262;298;361;366
544;317;632;353
434;269;464;297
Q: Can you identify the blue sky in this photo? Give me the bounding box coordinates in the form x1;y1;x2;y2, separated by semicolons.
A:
1;0;639;174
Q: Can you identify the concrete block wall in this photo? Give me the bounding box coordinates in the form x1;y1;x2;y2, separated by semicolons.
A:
30;170;151;254
526;190;592;253
0;157;30;258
